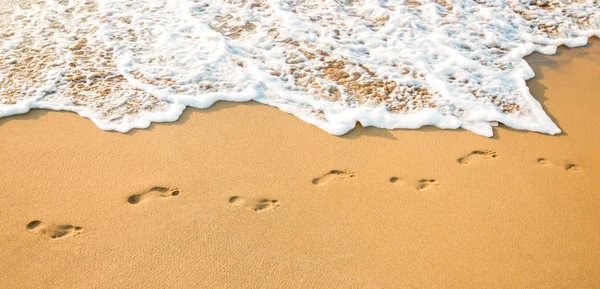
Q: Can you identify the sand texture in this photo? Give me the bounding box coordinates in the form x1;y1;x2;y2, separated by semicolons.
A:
0;3;599;287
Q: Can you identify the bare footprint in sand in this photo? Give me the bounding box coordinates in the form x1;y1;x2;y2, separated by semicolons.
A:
458;150;498;165
128;186;180;204
390;177;439;191
229;196;279;212
416;179;439;191
389;176;406;185
564;163;580;172
26;220;83;240
537;158;581;172
537;158;551;165
312;170;355;185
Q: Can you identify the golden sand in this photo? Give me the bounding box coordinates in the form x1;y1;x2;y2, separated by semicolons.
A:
1;36;599;287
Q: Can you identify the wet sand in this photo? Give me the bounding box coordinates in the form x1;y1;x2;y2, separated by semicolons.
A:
0;29;599;289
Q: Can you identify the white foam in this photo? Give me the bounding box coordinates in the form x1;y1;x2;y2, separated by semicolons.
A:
0;0;598;136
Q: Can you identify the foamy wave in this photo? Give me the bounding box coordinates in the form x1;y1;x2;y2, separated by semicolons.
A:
0;0;598;135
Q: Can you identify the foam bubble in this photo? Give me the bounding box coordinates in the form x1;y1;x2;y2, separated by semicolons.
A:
0;0;598;136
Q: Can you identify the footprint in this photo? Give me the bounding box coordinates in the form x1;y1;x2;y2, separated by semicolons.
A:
390;176;438;191
128;186;180;204
537;158;550;165
312;170;355;185
416;179;439;191
228;196;279;212
536;158;581;172
389;176;406;185
564;163;580;172
26;220;83;240
458;150;498;165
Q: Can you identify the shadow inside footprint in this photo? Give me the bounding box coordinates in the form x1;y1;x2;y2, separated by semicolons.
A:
128;186;180;204
564;163;580;172
229;196;279;212
458;150;498;165
312;170;355;185
537;158;550;165
27;220;83;240
389;176;408;186
27;220;42;230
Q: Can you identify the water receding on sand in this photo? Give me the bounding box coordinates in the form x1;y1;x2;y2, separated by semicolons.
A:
0;0;598;136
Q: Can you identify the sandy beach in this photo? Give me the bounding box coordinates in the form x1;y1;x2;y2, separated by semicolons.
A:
0;37;598;288
1;0;600;286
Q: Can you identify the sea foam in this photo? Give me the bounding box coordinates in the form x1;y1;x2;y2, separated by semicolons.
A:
0;0;598;136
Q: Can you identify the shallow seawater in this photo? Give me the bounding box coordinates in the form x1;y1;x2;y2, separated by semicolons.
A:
0;0;598;136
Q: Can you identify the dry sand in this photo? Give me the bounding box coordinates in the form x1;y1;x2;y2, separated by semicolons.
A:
0;6;599;286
